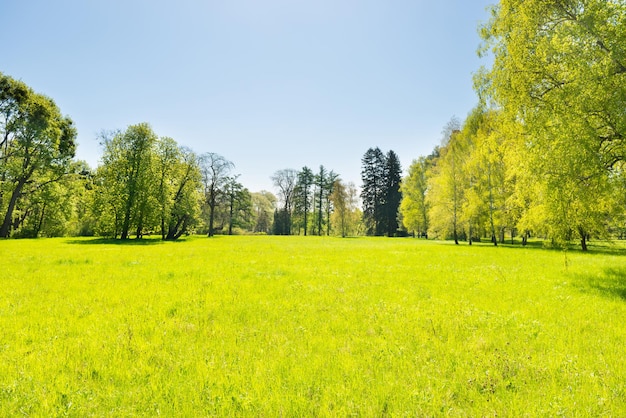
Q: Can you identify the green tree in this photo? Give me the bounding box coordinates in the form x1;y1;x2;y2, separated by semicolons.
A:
271;169;297;235
0;73;77;238
479;0;626;249
330;179;360;237
98;123;157;240
400;154;433;238
382;150;402;236
251;191;276;234
155;141;202;240
360;147;386;236
200;153;233;237
427;127;468;245
224;176;252;235
314;165;328;236
293;166;314;235
324;170;339;236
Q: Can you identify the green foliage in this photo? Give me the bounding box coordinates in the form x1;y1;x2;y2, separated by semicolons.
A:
361;148;402;236
95;126;202;240
2;237;626;415
293;166;314;235
426;128;469;244
401;156;432;237
474;0;626;249
251;191;276;234
0;72;77;238
329;179;360;237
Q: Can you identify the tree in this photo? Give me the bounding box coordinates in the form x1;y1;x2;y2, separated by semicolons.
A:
314;165;328;236
324;170;339;236
155;142;202;241
479;0;626;249
329;179;360;237
271;169;297;235
0;73;77;238
400;155;432;238
360;147;386;236
293;166;314;235
224;176;252;235
460;107;511;246
382;150;402;236
427;127;468;244
251;191;276;234
200;153;233;237
98;123;157;240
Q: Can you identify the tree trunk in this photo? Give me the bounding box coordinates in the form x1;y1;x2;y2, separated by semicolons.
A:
228;195;234;235
34;202;46;237
578;227;588;251
0;177;27;238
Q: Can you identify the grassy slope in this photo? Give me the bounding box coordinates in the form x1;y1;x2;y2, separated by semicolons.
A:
1;236;626;416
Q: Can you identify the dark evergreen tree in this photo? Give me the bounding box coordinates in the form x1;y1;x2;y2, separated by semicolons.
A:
315;165;327;235
324;170;339;236
272;208;291;235
360;147;386;236
293;166;314;235
383;150;403;236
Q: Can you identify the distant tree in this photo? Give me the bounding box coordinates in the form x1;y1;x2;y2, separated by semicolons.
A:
330;179;361;237
200;153;233;237
314;165;328;236
360;147;386;236
271;169;297;235
400;155;432;238
224;176;252;235
293;166;314;235
382;150;402;236
157;143;202;240
97;123;156;240
272;208;291;235
0;73;77;238
251;191;276;234
324;170;339;236
427;127;468;244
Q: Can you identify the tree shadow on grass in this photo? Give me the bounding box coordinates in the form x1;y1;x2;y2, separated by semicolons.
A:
66;237;165;246
576;268;626;301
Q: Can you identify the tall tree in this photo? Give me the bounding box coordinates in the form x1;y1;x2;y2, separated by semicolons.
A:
98;123;157;240
157;143;202;241
0;73;77;238
271;169;297;235
400;154;433;238
329;179;360;237
251;191;276;234
294;166;314;235
427;128;468;244
360;147;386;236
200;153;233;237
382;150;402;236
314;165;328;236
324;170;339;236
224;175;252;235
479;0;626;249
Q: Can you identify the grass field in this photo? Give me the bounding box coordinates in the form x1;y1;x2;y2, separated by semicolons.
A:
1;236;626;416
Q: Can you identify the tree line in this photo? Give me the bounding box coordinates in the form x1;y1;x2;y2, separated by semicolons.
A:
3;1;625;247
400;0;626;251
0;72;391;239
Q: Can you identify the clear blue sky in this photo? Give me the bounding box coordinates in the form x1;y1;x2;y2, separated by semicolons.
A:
2;0;494;193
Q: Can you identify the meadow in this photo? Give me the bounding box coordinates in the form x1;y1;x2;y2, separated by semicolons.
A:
1;236;626;416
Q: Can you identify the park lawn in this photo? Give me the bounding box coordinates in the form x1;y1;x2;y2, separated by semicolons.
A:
1;235;626;416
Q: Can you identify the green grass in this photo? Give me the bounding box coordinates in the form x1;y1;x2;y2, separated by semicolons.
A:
1;236;626;416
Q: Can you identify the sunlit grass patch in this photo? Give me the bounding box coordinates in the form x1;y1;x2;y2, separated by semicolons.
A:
1;236;626;415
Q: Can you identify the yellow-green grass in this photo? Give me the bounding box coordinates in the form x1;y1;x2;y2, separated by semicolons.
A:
1;236;626;416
